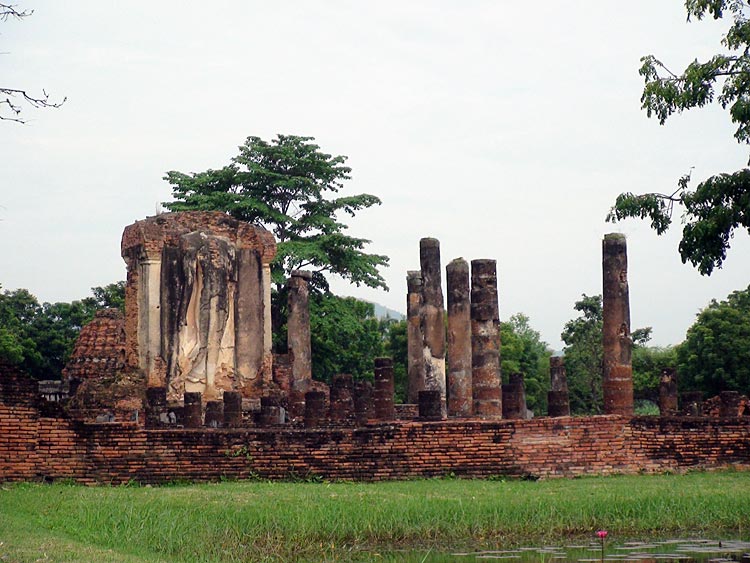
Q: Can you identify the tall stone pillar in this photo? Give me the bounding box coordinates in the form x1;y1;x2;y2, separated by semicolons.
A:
547;356;570;417
373;357;395;420
419;238;446;415
262;263;273;384
140;259;162;385
446;258;472;417
471;259;502;417
235;249;265;396
658;367;678;416
287;270;312;390
602;234;634;416
406;271;425;404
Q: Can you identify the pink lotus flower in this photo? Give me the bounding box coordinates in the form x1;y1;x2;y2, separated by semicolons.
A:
597;530;608;539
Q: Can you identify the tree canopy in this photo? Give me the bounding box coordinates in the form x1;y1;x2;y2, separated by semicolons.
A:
163;135;389;292
0;282;124;379
676;284;750;395
607;0;750;275
500;313;552;415
561;294;604;414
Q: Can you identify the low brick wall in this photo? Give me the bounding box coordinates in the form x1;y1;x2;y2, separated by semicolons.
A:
2;401;750;484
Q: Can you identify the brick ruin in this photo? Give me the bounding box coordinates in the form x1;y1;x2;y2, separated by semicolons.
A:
2;216;750;483
120;212;276;401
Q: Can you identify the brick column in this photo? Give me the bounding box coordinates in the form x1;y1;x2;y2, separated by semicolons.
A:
406;271;425;404
419;238;446;415
502;373;526;419
547;356;570;417
471;259;502;417
446;258;472;417
353;380;373;425
373;357;395;420
602;234;634;416
418;390;443;420
658;368;678;416
259;396;284;426
223;391;243;427
304;391;327;428
329;374;355;425
183;392;202;428
204;400;223;428
145;386;167;427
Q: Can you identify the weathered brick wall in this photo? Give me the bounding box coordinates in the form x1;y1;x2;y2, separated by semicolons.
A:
2;399;750;484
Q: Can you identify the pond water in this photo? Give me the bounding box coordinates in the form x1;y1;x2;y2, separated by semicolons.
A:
376;539;750;563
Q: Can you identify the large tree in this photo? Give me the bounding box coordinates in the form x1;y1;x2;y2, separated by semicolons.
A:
607;0;750;275
676;284;750;396
1;4;65;122
163;135;389;292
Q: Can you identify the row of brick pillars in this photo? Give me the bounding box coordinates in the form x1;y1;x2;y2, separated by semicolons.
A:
147;388;244;428
409;239;504;419
407;233;638;419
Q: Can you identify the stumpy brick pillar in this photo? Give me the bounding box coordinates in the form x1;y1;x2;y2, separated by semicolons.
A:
659;367;678;416
287;271;313;390
446;258;472;417
547;356;570;417
419;238;447;415
373;357;395;420
602;233;634;416
471;259;502;417
406;271;426;404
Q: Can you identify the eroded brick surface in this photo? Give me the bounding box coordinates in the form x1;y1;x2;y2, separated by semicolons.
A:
3;397;750;484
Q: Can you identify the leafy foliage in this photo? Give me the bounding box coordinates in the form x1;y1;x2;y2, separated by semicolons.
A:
607;1;750;275
310;295;390;383
383;318;408;403
0;282;125;379
501;313;552;415
633;345;678;401
273;292;394;385
163;134;389;291
676;284;750;395
91;281;125;311
561;294;604;414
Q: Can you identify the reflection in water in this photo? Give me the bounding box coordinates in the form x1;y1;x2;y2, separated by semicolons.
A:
385;539;750;563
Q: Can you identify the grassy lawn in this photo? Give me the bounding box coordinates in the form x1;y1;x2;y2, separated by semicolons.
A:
1;471;749;562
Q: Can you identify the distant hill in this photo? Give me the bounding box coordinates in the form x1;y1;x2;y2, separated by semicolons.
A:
351;299;405;321
372;302;405;321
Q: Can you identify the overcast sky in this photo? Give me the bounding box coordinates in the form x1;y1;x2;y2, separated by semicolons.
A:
2;1;749;350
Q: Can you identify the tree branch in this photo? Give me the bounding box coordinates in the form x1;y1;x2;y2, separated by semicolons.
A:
0;88;66;123
0;3;33;20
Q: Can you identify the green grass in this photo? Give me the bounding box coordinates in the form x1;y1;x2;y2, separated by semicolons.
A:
1;471;749;562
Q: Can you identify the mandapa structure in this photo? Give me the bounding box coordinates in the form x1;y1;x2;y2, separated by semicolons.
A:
1;217;750;484
120;212;276;401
